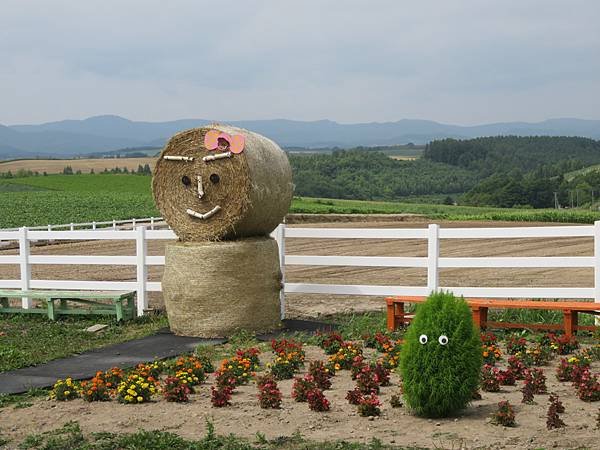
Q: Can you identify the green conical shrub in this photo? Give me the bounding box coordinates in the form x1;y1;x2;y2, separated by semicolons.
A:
400;291;482;417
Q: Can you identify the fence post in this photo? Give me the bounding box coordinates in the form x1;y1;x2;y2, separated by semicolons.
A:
112;220;117;230
70;223;74;231
427;224;440;294
594;221;600;326
150;217;155;230
273;223;286;320
135;226;147;316
19;227;32;309
132;218;136;230
92;221;96;230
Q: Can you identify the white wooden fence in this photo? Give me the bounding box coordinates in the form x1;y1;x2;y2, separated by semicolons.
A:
0;216;166;232
0;223;599;322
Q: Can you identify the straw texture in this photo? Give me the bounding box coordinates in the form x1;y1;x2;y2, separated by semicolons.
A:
162;237;283;337
153;125;293;241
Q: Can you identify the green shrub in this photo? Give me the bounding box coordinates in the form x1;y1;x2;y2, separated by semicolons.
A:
400;291;482;417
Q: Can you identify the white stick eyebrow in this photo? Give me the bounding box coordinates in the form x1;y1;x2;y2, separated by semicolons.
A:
163;155;194;161
203;151;232;162
186;206;221;220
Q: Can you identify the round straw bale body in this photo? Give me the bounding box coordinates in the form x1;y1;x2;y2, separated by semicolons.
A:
153;125;293;241
162;237;282;337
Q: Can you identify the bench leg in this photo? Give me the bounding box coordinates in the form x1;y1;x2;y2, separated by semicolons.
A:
563;310;577;337
46;298;56;320
386;300;395;330
395;302;405;329
115;299;124;322
472;307;488;330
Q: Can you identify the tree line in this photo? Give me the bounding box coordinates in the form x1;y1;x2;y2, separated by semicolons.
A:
290;150;476;200
424;136;600;208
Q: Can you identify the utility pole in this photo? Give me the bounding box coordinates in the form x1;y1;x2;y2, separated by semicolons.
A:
576;189;580;208
592;189;595;210
554;191;559;209
570;191;574;208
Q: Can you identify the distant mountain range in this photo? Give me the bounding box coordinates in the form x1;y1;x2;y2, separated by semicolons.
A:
1;115;599;159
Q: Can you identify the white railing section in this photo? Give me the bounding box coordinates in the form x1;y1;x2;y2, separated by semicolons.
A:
281;223;600;324
0;216;166;232
0;223;599;322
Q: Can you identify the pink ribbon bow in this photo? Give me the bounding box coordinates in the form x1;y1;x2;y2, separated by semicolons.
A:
204;130;245;154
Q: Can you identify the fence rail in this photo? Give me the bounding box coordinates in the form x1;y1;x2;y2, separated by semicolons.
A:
0;223;598;321
0;216;166;232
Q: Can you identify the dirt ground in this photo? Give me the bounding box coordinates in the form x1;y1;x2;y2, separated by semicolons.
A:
1;344;598;449
0;218;595;318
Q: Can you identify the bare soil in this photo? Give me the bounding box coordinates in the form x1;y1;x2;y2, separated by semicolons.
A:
0;218;594;318
1;345;598;449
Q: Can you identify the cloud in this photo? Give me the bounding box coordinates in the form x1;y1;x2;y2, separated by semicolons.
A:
0;0;599;124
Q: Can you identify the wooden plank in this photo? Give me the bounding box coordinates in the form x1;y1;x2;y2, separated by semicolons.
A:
439;256;594;268
285;228;429;239
27;230;137;241
285;255;428;268
385;296;600;311
439;226;593;239
29;280;138;291
28;255;137;265
445;287;594;299
0;289;135;299
285;283;429;296
0;307;47;314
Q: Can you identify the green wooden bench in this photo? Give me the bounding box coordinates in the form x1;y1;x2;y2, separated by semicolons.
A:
0;289;136;321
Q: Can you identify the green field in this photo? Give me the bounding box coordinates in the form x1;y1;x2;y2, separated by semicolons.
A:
0;175;157;228
2;174;600;229
292;197;600;223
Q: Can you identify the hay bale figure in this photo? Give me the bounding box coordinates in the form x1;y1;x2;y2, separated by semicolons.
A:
153;125;292;337
153;125;293;241
400;291;482;417
162;237;282;337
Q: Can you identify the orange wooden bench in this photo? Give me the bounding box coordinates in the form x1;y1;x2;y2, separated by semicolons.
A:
385;296;599;337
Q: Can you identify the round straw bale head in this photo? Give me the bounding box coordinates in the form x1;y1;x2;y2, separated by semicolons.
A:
153;125;293;241
162;237;282;337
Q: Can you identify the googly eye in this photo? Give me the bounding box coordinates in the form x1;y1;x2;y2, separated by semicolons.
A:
438;335;449;346
419;334;428;345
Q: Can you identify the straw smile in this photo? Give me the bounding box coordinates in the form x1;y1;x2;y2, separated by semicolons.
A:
186;206;222;220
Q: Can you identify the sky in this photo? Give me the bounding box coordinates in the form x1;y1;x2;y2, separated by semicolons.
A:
1;0;599;126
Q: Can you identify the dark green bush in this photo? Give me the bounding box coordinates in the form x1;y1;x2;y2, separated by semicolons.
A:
400;291;482;417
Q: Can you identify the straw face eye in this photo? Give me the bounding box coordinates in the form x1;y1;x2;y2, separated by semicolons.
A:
419;334;428;345
438;335;449;346
181;176;191;186
210;173;220;184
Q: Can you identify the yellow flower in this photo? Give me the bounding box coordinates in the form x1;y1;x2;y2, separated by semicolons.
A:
64;391;70;396
125;395;133;401
137;396;143;402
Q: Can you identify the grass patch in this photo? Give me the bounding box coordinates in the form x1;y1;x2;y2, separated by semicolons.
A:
489;307;596;327
0;388;47;410
16;420;416;450
0;312;168;373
